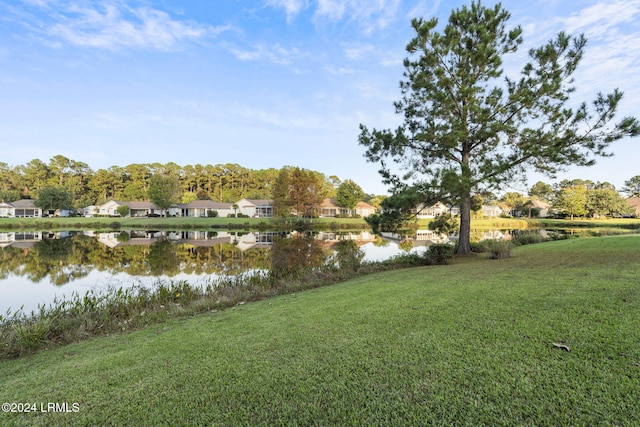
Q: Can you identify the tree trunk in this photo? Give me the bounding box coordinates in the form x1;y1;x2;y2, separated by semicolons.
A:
457;194;472;254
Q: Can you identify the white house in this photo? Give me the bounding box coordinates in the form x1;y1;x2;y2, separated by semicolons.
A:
355;201;377;218
481;205;503;218
98;200;173;217
0;199;42;218
318;198;348;217
414;202;458;218
180;200;234;217
318;198;377;218
0;202;13;217
236;199;274;218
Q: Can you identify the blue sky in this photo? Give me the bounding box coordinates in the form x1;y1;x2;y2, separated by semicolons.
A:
0;0;638;195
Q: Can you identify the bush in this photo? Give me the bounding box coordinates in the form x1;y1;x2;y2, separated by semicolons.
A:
511;231;546;246
470;241;491;253
424;244;455;265
486;240;514;259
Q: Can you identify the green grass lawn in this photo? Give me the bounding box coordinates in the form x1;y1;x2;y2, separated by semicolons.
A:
1;235;639;425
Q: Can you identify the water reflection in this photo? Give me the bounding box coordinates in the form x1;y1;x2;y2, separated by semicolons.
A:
1;227;575;314
0;230;389;313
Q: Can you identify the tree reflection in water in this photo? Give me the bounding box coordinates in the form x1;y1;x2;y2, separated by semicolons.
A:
0;230;373;286
269;236;327;279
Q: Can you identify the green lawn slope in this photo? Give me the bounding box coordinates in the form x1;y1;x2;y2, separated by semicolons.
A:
1;235;639;425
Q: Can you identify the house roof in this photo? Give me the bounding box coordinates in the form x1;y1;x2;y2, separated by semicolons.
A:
119;201;157;210
180;200;233;209
627;198;640;209
319;198;340;208
482;204;503;211
355;201;375;210
10;199;38;208
238;199;273;206
529;199;551;209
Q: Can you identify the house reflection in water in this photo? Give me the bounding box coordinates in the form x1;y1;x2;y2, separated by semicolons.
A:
0;232;44;249
0;231;74;249
92;230;379;251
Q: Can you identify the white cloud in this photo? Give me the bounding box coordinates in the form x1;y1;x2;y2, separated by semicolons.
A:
22;1;229;51
315;0;346;21
264;0;309;23
313;0;402;34
407;0;441;19
227;42;308;65
342;43;375;60
560;0;640;36
323;65;355;75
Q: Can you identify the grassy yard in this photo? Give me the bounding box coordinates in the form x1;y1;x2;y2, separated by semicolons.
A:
1;235;639;425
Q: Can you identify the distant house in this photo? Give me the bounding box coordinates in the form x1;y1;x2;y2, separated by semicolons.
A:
82;205;99;217
481;205;503;218
627;198;640;217
180;200;234;217
528;199;551;218
5;199;42;218
0;202;13;218
354;201;377;218
236;199;274;218
317;198;377;218
98;200;173;217
413;202;459;218
318;198;348;217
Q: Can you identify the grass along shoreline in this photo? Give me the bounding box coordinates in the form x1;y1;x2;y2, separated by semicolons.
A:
0;216;371;231
0;244;454;360
1;235;639;425
3;215;638;231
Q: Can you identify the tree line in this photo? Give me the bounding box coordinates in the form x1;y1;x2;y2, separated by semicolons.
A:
520;178;639;219
0;156;380;213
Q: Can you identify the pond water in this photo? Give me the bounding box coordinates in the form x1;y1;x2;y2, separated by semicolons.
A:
3;226;603;315
0;229;433;314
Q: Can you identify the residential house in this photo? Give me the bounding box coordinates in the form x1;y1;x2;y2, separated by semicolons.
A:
627;198;640;218
82;205;99;217
236;199;274;218
317;199;377;218
180;200;234;217
527;199;551;218
413;202;459;218
5;199;42;218
355;201;377;218
0;202;13;217
98;200;175;217
318;198;349;217
480;205;503;218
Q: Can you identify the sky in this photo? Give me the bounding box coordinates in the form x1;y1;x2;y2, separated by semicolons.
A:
0;0;638;196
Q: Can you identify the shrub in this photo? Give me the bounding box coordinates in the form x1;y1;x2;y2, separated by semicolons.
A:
470;241;491;253
486;240;514;259
511;231;546;246
424;244;455;265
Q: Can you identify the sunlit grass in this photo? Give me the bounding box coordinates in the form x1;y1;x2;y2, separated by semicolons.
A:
1;235;638;425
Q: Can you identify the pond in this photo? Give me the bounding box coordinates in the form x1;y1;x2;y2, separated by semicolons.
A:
0;229;431;314
3;225;617;315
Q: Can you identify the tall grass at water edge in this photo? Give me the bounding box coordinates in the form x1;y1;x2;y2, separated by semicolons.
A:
0;245;453;360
